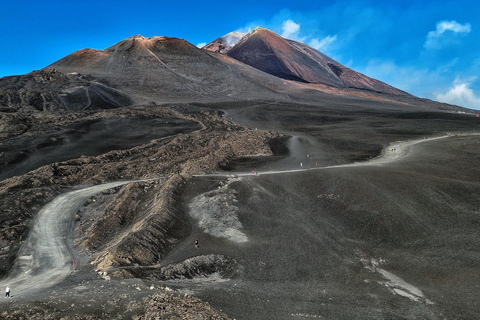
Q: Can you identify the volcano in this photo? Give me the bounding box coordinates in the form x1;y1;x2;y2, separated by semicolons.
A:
47;35;288;104
202;31;246;54
205;27;409;96
2;29;417;113
1;27;480;320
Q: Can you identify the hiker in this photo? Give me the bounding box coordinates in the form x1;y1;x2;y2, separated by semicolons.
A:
5;286;10;298
195;240;199;248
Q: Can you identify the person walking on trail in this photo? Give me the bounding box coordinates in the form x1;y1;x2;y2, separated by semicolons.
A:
5;286;10;298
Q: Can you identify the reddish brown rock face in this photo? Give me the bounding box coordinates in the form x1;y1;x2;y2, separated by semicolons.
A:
222;27;409;95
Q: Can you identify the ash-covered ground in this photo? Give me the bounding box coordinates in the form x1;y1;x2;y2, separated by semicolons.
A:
174;134;480;320
0;98;479;320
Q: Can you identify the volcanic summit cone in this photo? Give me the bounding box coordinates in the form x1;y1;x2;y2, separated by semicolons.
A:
202;31;247;54
213;27;409;95
48;35;284;103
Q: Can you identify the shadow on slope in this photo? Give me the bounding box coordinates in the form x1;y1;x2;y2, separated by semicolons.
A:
0;115;201;181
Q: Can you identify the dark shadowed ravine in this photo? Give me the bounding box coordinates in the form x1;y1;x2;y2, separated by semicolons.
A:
0;116;200;181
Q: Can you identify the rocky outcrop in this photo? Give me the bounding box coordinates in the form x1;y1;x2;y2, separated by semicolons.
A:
82;175;190;271
139;291;233;320
116;254;240;280
0;286;232;320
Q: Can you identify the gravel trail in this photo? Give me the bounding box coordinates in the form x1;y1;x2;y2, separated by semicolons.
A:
0;181;135;298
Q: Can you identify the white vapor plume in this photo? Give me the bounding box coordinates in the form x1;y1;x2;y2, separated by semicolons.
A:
222;32;246;47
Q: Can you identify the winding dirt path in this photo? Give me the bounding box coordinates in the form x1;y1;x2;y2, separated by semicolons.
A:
207;133;478;177
0;181;135;298
1;132;478;299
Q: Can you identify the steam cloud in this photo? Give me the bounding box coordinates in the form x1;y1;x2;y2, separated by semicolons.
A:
222;32;246;47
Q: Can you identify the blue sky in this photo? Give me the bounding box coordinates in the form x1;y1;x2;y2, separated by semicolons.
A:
1;0;480;109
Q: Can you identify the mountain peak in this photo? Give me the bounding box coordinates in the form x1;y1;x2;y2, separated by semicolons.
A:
251;27;276;34
202;31;246;54
122;35;168;44
202;27;280;54
223;28;410;95
105;35;192;53
238;27;280;44
252;26;270;33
